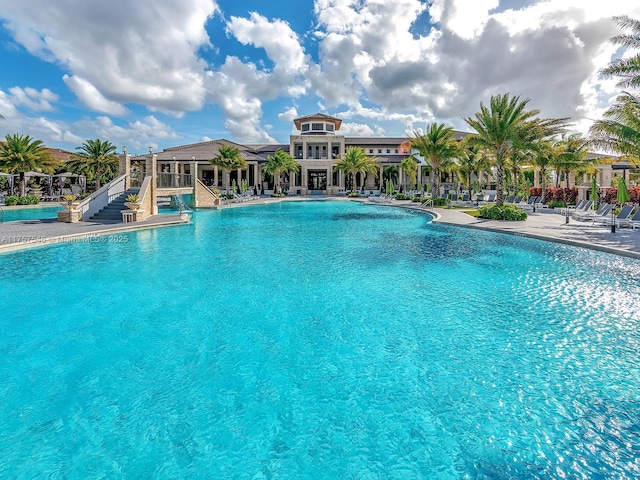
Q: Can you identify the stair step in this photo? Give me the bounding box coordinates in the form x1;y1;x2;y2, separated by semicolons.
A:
89;189;141;222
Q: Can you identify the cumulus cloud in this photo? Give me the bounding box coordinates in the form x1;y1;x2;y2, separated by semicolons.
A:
278;107;299;122
340;122;385;137
7;87;58;111
2;0;640;150
227;12;307;74
0;0;217;114
63;75;128;116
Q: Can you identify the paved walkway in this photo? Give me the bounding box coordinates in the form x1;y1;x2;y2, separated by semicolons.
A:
418;204;640;259
0;214;189;253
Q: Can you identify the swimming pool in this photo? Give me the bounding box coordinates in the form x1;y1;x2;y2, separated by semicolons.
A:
1;204;64;222
1;201;639;478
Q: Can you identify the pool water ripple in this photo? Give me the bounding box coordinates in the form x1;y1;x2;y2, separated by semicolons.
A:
1;201;640;478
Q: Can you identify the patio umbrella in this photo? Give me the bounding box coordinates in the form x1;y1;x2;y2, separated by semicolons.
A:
617;176;630;204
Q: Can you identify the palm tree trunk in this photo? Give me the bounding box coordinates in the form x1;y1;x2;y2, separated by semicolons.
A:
19;172;25;197
495;165;505;206
432;164;439;197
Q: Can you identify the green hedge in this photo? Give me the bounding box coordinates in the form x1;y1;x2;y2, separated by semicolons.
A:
478;204;527;221
4;195;40;206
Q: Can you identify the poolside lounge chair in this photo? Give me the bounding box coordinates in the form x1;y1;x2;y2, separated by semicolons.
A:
573;202;611;221
597;205;634;227
570;200;595;219
617;208;640;229
521;196;542;210
559;199;586;215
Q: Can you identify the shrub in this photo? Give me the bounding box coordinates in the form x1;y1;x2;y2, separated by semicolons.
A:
125;194;139;203
394;193;411;200
411;196;423;203
347;192;361;197
10;195;40;205
478;204;528;221
433;197;448;207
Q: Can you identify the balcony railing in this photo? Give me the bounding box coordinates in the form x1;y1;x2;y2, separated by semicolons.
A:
157;173;194;189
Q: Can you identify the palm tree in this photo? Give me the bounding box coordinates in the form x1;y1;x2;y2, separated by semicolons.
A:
408;123;459;197
66;139;118;190
209;144;248;193
0;133;57;196
555;134;592;188
333;146;378;192
531;141;561;199
589;92;640;163
400;155;418;190
464;93;567;206
600;16;640;90
262;149;299;194
456;138;489;199
383;165;399;191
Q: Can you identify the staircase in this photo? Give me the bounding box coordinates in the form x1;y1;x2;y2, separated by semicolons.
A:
90;188;140;222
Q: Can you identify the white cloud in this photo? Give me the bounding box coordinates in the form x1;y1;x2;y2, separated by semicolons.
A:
278;107;299;122
7;86;58;111
340;122;384;137
0;89;20;119
0;0;218;114
63;75;128;116
227;12;307;74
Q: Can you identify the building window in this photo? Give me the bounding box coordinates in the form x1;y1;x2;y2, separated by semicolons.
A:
369;149;373;154
387;149;390;153
378;149;382;154
312;123;323;131
326;124;334;132
301;124;310;132
395;149;398;154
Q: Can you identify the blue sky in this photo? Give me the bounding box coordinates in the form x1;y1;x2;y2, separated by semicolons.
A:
0;0;638;156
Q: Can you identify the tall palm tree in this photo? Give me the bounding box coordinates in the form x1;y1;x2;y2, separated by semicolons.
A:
333;146;378;192
601;16;640;90
531;141;561;199
589;92;640;163
262;149;299;193
0;133;57;196
464;93;567;206
408;123;459;197
209;144;248;193
66;138;118;190
555;134;592;188
383;165;399;190
400;155;418;190
456;138;489;199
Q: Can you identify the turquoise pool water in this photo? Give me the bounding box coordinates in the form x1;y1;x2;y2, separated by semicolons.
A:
1;204;64;222
1;201;639;478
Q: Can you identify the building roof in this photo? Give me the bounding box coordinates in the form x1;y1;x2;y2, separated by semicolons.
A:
134;139;264;162
293;113;342;131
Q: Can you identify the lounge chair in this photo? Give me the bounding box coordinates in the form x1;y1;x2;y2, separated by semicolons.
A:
618;208;640;229
573;202;610;221
521;196;542;210
570;201;595;219
597;205;634;227
559;199;586;215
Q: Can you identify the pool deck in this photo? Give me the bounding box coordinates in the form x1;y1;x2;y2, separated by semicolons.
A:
2;197;640;259
421;205;640;260
0;213;189;254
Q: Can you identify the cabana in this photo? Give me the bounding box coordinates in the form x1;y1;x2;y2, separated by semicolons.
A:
50;172;86;198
